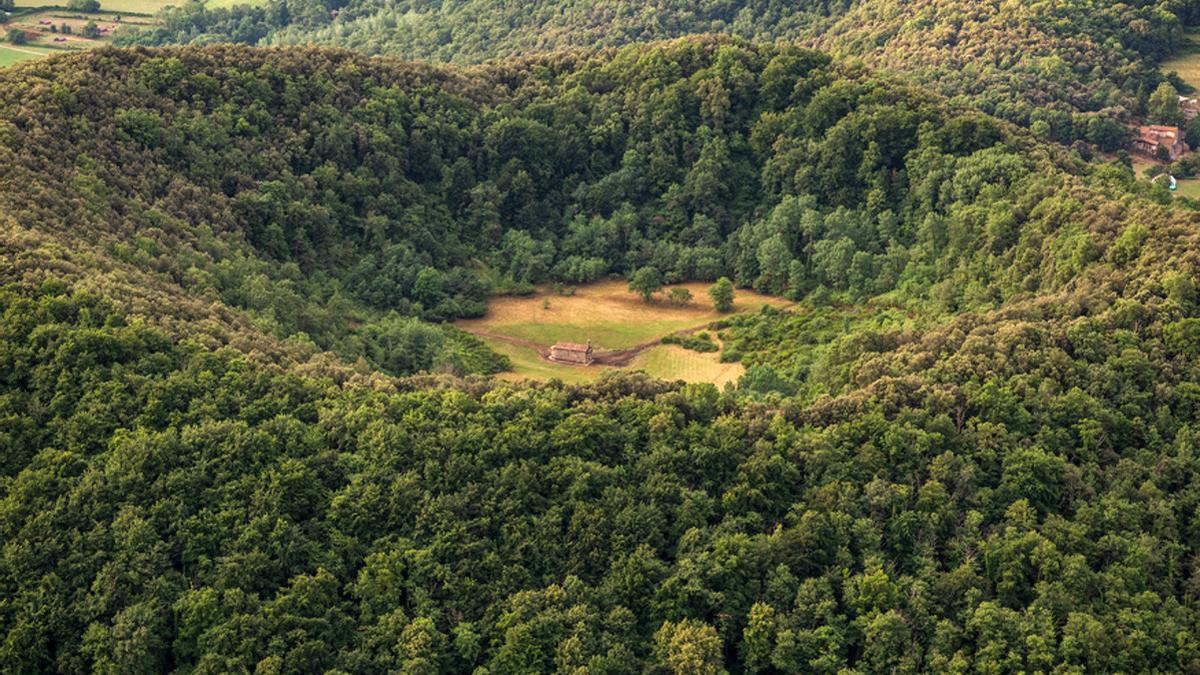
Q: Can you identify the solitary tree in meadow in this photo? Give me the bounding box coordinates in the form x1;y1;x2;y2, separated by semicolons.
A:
629;266;663;302
709;277;734;312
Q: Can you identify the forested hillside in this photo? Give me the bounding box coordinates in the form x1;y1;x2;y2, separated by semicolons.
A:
3;39;1051;375
5;40;1200;672
116;0;851;60
116;0;1200;143
817;0;1198;146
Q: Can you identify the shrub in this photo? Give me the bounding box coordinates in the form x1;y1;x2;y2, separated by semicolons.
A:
667;287;693;307
662;331;718;352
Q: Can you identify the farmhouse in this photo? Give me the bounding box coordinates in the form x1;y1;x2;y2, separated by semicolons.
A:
549;340;593;365
1132;125;1190;161
1181;96;1200;122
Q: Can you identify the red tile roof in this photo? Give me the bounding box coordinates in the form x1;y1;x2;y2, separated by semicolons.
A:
552;342;591;352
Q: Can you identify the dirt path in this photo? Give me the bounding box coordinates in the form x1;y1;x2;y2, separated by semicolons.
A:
464;329;551;358
0;45;46;56
463;324;712;368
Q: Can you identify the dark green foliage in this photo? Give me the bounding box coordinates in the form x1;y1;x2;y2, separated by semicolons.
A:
6;274;1200;672
357;316;509;376
117;0;849;59
0;40;1097;329
6;39;1200;673
114;0;1200;144
662;330;718;353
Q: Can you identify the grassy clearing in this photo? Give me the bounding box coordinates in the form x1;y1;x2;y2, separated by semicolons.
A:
627;344;744;387
1163;27;1200;91
459;280;788;349
1120;154;1198;200
1174;178;1200;199
13;0;174;13
493;316;705;350
484;339;607;385
486;337;746;386
458;279;789;384
0;44;63;66
0;10;142;66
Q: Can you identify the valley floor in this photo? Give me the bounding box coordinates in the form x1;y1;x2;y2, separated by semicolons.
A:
456;279;790;385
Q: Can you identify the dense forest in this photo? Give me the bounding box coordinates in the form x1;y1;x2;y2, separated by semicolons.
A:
115;0;851;60
115;0;1200;144
3;39;1052;376
5;38;1200;671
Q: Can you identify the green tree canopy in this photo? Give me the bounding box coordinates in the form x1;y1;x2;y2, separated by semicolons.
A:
629;266;664;302
709;277;735;312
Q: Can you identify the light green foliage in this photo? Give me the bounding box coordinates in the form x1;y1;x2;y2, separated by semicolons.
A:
1149;81;1183;125
709;277;735;312
629;267;664;302
1110;223;1150;265
655;620;727;675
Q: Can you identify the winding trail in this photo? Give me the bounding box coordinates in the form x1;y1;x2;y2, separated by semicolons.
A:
462;329;550;358
463;324;712;368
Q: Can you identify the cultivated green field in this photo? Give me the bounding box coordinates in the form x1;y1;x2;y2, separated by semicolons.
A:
0;44;61;66
12;0;176;12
